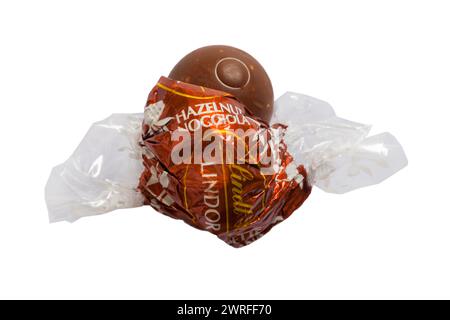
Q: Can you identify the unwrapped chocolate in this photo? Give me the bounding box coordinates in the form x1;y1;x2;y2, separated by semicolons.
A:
169;45;274;123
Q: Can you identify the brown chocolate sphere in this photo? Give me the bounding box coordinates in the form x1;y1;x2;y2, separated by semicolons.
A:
169;45;274;122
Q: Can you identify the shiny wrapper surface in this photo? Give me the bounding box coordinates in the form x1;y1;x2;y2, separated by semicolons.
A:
138;77;311;247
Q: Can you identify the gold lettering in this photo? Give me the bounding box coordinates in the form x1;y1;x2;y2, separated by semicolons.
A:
230;165;254;215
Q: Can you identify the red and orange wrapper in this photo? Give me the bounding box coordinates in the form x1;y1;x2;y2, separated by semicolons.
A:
138;77;311;247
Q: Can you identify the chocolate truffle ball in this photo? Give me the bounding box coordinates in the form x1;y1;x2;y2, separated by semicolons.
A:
169;45;274;122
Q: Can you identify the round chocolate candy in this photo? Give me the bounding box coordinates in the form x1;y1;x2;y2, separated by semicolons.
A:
169;45;274;122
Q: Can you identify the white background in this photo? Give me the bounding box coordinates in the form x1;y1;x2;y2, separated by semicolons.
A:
0;0;449;299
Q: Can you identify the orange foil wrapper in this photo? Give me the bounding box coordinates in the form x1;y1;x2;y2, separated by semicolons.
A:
138;77;311;247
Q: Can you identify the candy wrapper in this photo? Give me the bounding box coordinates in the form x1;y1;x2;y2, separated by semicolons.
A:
46;77;407;247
